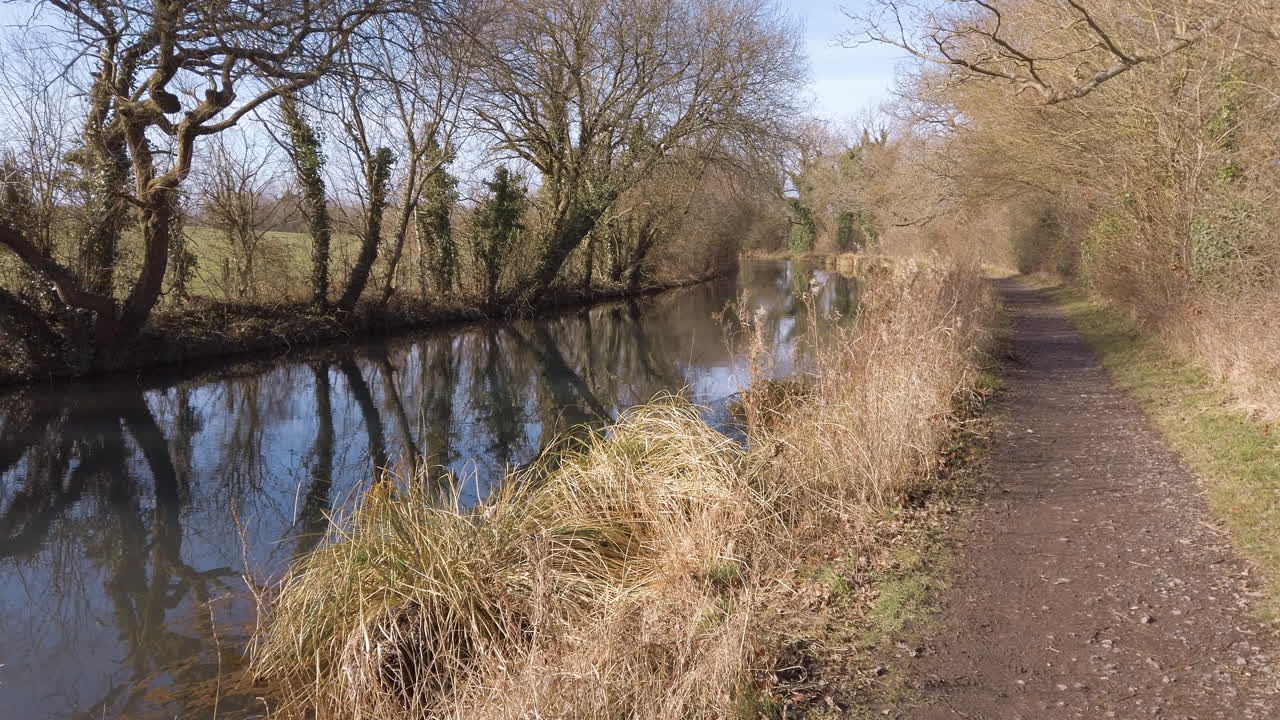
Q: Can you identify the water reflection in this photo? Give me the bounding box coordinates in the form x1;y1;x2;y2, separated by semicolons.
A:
0;260;856;718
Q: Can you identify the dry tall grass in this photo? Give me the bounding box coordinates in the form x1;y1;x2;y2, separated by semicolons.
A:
755;264;994;519
249;263;996;719
1163;291;1280;419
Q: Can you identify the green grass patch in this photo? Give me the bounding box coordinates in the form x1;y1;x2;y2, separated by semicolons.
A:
870;577;929;637
809;564;853;597
864;533;947;639
1050;283;1280;622
181;226;362;299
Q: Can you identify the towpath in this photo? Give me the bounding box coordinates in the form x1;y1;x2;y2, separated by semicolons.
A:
899;279;1277;719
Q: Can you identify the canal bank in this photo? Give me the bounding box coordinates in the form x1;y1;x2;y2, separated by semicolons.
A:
0;260;864;717
0;267;735;388
250;262;998;719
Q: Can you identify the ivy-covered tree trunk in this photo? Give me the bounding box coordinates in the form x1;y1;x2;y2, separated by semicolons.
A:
472;167;526;304
280;93;333;310
786;198;816;253
415;163;458;298
836;211;856;251
335;148;394;312
75;146;131;299
116;190;179;342
524;198;613;301
853;209;880;250
70;60;133;303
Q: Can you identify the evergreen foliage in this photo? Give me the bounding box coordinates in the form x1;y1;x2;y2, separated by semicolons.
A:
417;155;459;296
472;167;527;303
280;92;333;309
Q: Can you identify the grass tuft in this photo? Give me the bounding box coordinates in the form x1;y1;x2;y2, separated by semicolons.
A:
250;263;999;718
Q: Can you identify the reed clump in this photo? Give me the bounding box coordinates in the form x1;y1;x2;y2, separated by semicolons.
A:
752;264;994;517
250;263;996;719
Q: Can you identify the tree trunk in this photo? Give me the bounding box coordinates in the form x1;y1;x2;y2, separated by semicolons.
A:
524;198;614;301
241;246;255;300
310;222;331;308
77;80;131;299
0;222;119;369
115;193;175;349
606;220;625;283
336;231;380;312
625;220;660;290
581;228;596;292
336;149;393;312
378;204;414;306
378;151;423;307
76;160;129;298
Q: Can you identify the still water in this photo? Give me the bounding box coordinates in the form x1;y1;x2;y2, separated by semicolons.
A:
0;260;856;718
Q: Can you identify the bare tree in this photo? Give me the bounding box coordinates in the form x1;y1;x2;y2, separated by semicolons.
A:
467;0;805;301
330;91;395;314
196;135;290;300
372;16;472;305
842;0;1225;104
0;0;410;372
0;41;79;256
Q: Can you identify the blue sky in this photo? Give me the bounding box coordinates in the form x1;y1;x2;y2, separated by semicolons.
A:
792;0;911;122
0;1;906;125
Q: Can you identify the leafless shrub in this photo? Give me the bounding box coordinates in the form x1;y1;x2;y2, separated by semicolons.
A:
843;0;1280;415
196;136;292;300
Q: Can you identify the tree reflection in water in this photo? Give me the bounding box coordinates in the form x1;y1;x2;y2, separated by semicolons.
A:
0;260;854;718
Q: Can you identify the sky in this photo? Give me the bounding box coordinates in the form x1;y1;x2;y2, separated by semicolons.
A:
792;0;912;124
0;1;907;126
0;0;912;194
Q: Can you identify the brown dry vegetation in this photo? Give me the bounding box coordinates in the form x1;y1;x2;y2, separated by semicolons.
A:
829;0;1280;418
248;263;997;719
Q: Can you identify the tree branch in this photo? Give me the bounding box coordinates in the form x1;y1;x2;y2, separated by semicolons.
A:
0;223;115;318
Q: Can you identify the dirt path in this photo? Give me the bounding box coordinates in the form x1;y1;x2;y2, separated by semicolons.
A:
899;280;1277;719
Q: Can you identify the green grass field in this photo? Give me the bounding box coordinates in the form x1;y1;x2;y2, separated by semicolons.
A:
0;225;364;303
180;226;363;301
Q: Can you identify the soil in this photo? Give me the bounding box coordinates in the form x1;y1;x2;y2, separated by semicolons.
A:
0;270;728;389
897;279;1279;719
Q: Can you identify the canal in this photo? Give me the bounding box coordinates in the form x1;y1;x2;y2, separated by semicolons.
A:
0;259;857;718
